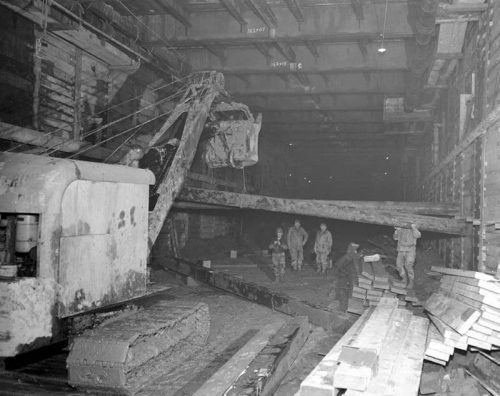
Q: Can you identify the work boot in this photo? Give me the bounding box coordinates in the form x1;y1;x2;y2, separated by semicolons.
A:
407;279;414;289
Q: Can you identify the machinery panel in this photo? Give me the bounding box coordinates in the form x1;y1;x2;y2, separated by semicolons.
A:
58;180;149;317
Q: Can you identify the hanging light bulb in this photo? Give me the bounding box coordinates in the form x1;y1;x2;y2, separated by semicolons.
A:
378;0;389;54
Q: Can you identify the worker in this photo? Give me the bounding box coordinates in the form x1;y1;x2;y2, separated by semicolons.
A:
314;222;333;274
393;223;421;289
269;227;288;283
287;219;308;271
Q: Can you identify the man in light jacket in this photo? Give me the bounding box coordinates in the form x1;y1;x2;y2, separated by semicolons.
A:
287;219;308;271
393;223;421;289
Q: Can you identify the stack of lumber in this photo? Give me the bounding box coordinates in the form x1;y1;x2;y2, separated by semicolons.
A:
347;258;417;314
423;266;500;365
300;297;429;396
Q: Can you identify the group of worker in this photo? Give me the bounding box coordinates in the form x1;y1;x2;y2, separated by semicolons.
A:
268;219;333;283
269;218;421;289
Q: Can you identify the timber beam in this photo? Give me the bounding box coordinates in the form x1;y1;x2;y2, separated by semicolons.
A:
178;187;468;235
0;122;126;161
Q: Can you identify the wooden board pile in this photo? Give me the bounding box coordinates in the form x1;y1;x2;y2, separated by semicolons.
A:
300;297;429;396
423;266;500;365
347;256;419;315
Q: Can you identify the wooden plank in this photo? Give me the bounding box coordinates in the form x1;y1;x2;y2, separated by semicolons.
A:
299;309;373;396
362;262;374;280
477;317;500;332
440;281;500;309
468;337;492;350
224;317;311;396
334;347;378;391
372;261;388;282
432;266;497;280
0;122;117;160
424;293;481;334
179;188;468;235
347;298;366;315
387;316;429;396
425;348;450;362
472;322;494;336
441;275;500;294
356;309;413;396
192;322;284;396
163;257;352;332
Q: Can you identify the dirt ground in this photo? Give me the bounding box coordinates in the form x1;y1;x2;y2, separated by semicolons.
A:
150;219;449;395
1;218;451;396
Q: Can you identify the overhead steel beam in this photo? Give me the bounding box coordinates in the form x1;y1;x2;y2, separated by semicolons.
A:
254;42;272;63
257;108;383;113
140;32;414;49
216;66;408;76
351;0;364;22
265;120;386;125
219;0;247;29
149;0;192;28
204;44;226;64
275;133;422;141
232;89;403;97
304;40;320;59
273;41;296;62
262;110;383;123
284;0;305;24
245;0;278;29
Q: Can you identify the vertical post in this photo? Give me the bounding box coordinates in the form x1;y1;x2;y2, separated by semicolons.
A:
32;31;42;130
73;48;82;140
5;216;16;266
479;134;487;273
433;123;440;165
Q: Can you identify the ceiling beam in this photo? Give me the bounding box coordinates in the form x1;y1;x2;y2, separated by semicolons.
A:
245;0;277;29
304;40;319;59
257;108;383;113
215;66;408;76
140;32;414;49
351;0;364;22
219;0;247;30
254;42;272;63
232;89;403;97
264;124;389;133
265;120;387;126
204;44;226;64
262;110;384;123
273;41;296;62
284;0;305;24
148;0;192;27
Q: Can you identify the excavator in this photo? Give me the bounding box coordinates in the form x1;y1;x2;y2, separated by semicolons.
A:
0;71;262;393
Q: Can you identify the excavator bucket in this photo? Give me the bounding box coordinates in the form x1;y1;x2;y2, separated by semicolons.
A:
203;102;262;168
